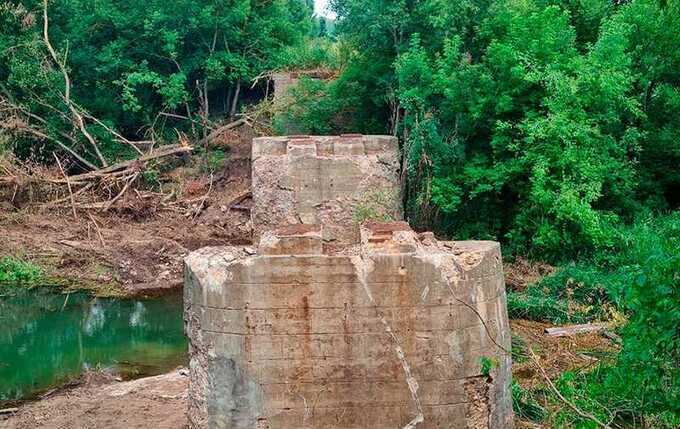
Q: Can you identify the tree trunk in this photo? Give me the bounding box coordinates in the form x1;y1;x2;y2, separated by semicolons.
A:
230;80;241;118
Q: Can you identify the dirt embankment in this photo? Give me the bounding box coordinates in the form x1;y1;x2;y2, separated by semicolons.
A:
0;128;256;297
0;371;189;429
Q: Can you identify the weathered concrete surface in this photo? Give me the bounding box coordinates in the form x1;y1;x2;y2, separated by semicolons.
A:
251;135;402;244
184;223;513;428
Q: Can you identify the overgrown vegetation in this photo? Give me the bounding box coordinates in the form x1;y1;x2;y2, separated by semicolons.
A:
1;0;678;426
290;0;680;260
0;256;43;287
0;0;315;170
507;213;680;425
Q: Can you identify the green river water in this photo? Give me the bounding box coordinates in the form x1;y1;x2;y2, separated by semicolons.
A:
0;288;187;405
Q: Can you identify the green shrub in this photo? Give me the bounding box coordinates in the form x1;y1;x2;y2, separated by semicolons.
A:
551;367;680;429
511;214;680;425
509;213;680;326
202;148;227;174
0;256;43;287
508;263;620;324
601;213;680;420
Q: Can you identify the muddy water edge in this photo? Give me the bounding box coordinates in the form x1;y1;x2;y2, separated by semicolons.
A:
0;287;187;406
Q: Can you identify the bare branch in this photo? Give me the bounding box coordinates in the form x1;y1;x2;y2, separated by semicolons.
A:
63;144;193;183
528;348;612;429
43;0;108;167
53;153;77;220
42;0;70;103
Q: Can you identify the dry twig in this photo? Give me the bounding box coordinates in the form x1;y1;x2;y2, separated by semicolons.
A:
104;172;139;212
527;347;612;429
87;212;105;247
53;153;77;220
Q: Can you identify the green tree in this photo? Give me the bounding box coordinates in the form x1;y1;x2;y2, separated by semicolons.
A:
0;0;312;167
291;0;680;261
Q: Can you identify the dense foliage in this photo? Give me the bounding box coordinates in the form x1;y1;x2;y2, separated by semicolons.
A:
289;0;680;262
0;0;314;166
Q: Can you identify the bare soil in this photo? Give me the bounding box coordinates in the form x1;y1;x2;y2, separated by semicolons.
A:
0;127;255;297
0;371;189;429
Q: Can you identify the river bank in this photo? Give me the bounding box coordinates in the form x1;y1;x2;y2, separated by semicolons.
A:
0;127;254;298
0;319;618;429
0;370;188;429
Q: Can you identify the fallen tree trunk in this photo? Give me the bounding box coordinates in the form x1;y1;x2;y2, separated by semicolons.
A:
60;144;193;183
198;118;247;147
545;323;607;337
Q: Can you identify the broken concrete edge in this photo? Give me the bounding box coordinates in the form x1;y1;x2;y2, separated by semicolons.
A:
183;223;513;428
251;134;403;245
251;135;398;160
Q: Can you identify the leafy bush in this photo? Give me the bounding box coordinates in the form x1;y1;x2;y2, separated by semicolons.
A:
508;262;621;323
510;214;680;425
602;213;680;420
0;256;43;286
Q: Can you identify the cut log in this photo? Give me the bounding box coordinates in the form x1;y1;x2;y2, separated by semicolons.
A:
545;323;606;337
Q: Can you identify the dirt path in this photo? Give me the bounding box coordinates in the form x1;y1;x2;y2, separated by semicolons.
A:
0;371;188;429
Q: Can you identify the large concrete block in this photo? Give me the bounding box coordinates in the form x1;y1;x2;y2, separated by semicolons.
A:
251;135;402;244
184;223;513;428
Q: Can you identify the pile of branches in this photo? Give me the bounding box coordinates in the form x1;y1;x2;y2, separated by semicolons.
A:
0;143;192;214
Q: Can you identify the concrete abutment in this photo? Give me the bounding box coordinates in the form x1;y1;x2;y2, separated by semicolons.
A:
184;135;513;428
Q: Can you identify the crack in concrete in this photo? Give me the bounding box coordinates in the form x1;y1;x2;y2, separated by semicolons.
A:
351;255;424;429
423;253;508;352
296;392;310;424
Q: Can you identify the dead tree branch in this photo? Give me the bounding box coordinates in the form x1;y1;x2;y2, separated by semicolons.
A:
43;0;107;167
198;118;247;147
528;348;613;429
61;144;192;183
53;153;77;220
